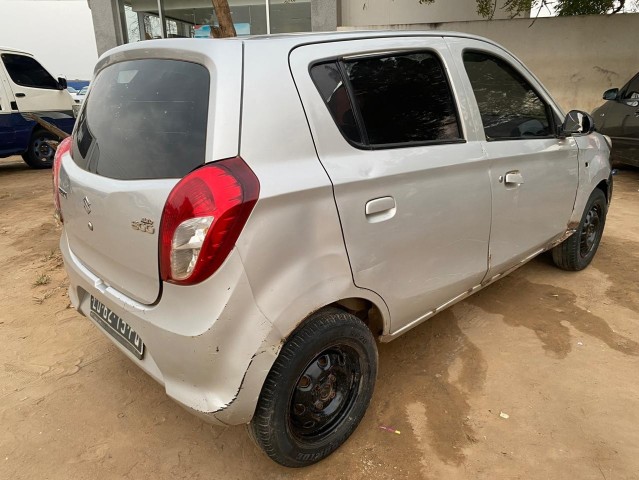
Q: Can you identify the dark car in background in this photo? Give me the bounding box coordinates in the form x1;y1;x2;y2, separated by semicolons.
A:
593;72;639;167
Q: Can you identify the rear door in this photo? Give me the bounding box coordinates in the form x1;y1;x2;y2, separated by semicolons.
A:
59;44;243;304
448;38;578;277
290;37;492;332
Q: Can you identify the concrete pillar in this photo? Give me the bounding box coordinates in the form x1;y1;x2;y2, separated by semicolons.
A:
87;0;125;56
311;0;338;32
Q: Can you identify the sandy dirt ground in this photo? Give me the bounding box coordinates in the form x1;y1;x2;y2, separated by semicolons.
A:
1;155;638;480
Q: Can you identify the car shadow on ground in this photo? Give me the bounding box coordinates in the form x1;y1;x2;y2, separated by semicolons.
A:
0;157;35;176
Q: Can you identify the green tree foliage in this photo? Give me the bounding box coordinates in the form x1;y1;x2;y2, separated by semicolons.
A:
475;0;635;18
554;0;629;15
477;0;533;17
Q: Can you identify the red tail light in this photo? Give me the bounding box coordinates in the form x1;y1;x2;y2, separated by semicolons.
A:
159;157;260;286
53;136;72;222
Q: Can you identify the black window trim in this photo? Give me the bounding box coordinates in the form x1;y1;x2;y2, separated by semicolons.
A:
308;48;467;151
336;59;370;146
461;48;561;142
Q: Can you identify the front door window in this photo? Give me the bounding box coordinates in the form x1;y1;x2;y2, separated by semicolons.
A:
463;51;553;140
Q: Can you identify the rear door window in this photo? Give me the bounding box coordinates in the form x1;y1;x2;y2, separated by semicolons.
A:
310;51;462;148
72;59;210;180
1;53;59;89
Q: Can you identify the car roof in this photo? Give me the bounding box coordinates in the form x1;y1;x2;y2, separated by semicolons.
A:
105;30;504;59
0;46;32;56
239;30;480;42
98;30;515;79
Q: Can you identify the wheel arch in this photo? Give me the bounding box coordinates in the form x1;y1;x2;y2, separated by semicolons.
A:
595;176;612;205
213;291;389;427
327;297;386;337
280;292;390;343
570;133;613;226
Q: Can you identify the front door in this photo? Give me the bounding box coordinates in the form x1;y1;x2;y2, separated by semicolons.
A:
448;38;579;277
290;37;492;332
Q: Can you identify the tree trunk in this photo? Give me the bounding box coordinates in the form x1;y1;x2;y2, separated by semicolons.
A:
211;0;237;37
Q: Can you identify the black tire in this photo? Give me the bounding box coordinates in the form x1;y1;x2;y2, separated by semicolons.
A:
552;188;607;271
249;308;378;467
21;130;57;169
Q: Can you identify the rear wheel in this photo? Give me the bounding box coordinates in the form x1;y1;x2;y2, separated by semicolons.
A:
22;130;57;169
552;188;607;271
249;308;377;467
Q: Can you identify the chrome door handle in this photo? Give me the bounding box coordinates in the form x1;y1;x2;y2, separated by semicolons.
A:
504;171;524;187
365;196;396;223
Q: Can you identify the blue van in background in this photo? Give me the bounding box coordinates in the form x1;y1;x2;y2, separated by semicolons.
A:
0;46;76;168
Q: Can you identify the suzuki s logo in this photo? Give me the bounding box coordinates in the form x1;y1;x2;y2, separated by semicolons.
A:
132;218;155;234
82;196;91;214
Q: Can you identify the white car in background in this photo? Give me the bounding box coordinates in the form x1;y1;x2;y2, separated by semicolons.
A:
70;85;88;104
0;46;75;168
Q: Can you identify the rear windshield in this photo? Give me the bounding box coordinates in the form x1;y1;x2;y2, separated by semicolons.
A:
72;59;210;180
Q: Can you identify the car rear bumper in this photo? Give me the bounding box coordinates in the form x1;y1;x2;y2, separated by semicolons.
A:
61;231;282;426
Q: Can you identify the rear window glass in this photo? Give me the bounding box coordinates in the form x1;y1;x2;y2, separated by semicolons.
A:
72;59;210;180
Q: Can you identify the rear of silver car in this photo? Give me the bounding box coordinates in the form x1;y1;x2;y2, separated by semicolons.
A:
57;40;279;424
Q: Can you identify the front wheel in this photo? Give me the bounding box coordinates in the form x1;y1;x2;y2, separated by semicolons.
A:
249;308;378;467
21;130;57;169
552;188;607;271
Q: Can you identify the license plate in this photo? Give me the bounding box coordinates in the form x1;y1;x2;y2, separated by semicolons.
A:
89;296;145;359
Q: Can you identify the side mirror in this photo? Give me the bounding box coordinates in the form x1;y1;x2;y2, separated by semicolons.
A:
561;110;595;136
603;88;618;101
57;77;67;90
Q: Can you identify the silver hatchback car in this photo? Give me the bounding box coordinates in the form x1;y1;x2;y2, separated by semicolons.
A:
55;31;612;467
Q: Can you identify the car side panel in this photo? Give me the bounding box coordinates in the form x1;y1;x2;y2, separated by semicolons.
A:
236;41;391;340
289;37;492;334
446;37;579;275
570;133;612;225
596;100;637;165
593;73;639;167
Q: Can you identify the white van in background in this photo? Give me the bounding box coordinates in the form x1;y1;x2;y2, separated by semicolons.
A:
0;47;75;168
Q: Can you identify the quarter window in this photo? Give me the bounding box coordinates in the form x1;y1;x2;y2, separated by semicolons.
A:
1;54;59;90
310;51;462;148
309;62;362;144
463;51;552;140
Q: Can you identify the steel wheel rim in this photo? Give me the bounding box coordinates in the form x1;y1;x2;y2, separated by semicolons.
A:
580;203;602;258
34;137;54;163
289;344;362;442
